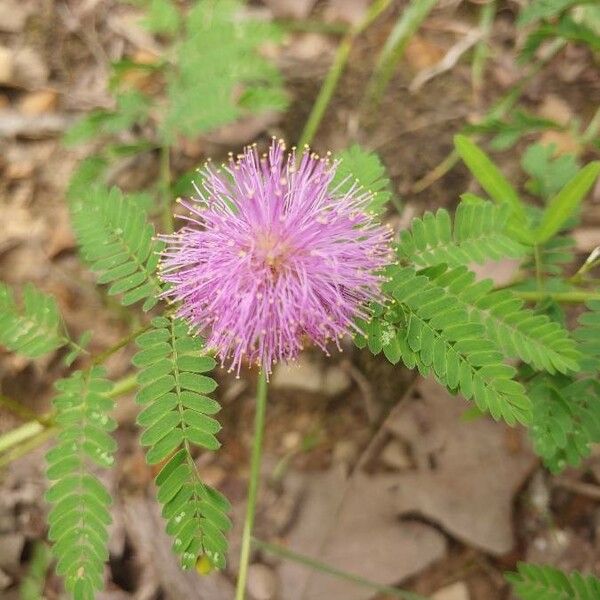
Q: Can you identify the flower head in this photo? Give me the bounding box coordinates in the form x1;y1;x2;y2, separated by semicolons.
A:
159;139;391;377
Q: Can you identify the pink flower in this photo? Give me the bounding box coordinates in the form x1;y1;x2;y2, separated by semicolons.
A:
159;140;391;376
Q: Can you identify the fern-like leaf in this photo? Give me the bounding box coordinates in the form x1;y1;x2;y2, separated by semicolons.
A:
361;267;533;425
422;265;580;374
45;367;116;600
134;316;231;570
163;0;286;139
331;145;393;214
0;283;68;358
575;299;600;372
396;199;526;268
529;374;600;472
507;562;600;600
70;186;163;310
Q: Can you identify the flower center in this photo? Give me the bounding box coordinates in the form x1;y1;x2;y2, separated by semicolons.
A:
254;232;292;274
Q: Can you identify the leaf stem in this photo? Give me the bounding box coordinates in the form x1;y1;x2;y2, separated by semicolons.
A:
252;538;428;600
297;0;391;149
235;370;268;600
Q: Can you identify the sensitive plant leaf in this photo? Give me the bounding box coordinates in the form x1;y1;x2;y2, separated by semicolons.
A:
396;199;526;268
0;283;69;359
507;562;600;600
69;186;163;310
521;143;580;200
45;368;116;599
454;134;525;220
163;0;287;140
331;145;394;214
360;266;533;426
134;317;230;570
517;0;580;27
420;264;580;375
143;0;180;35
64;91;150;146
528;375;600;472
534;161;600;244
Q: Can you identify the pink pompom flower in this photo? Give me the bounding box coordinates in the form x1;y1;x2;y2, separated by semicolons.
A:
159;139;392;377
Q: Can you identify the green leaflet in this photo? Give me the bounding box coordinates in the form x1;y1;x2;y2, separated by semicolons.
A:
0;283;68;359
396;199;526;268
360;267;533;425
528;375;600;472
534;161;600;244
507;562;600;600
69;186;163;311
331;145;394;214
422;264;580;375
454;135;525;220
134;316;231;570
162;0;287;140
45;367;116;600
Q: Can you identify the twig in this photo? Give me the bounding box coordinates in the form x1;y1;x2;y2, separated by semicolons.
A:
410;29;482;92
553;477;600;501
253;538;428;600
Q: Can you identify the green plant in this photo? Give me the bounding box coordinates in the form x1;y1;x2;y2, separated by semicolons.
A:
1;1;600;599
507;562;600;599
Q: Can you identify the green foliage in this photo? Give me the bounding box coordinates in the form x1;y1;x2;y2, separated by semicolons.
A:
507;562;600;599
163;0;287;140
134;316;231;570
522;143;580;200
69;186;163;310
358;266;532;425
0;283;68;358
45;367;116;600
19;542;52;600
528;374;600;472
64;91;150;147
466;110;562;151
396;199;526;268
517;0;581;27
527;300;600;471
575;299;600;372
331;145;393;214
533;161;600;244
425;265;579;374
454;134;526;221
143;0;181;35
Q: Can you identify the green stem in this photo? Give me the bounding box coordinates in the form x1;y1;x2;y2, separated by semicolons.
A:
252;538;428;600
365;0;438;107
0;421;45;455
297;0;391;149
235;371;269;600
514;290;600;303
106;373;138;398
471;0;496;97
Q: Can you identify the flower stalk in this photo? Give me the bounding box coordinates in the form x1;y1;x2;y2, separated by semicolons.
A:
235;370;269;600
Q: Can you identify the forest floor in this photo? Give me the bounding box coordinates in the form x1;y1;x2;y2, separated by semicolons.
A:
1;1;599;599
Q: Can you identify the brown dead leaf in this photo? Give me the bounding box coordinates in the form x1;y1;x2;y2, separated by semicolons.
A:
538;130;581;156
390;379;537;555
19;90;58;115
539;94;574;127
324;0;370;27
263;0;317;20
0;0;31;33
0;46;14;84
404;35;445;73
279;467;447;600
